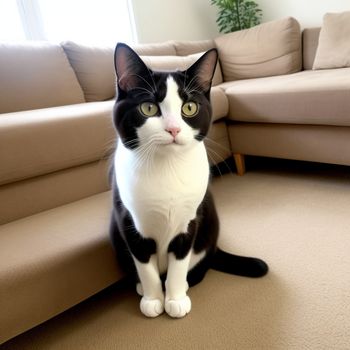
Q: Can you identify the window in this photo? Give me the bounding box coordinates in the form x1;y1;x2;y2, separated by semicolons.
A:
0;0;136;45
0;1;26;41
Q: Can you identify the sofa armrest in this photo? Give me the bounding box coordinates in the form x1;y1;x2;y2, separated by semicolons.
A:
0;101;116;185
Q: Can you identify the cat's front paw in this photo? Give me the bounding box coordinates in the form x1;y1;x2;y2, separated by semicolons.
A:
140;297;164;318
165;295;191;318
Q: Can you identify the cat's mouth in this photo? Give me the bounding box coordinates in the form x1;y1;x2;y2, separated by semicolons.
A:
164;136;186;147
166;138;180;145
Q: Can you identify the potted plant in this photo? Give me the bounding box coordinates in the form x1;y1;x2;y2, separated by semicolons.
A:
211;0;262;33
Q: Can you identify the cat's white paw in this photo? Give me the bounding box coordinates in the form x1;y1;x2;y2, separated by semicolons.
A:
136;283;143;296
140;297;164;318
165;295;191;318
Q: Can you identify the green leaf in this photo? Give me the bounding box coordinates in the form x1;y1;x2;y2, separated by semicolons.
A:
212;0;262;33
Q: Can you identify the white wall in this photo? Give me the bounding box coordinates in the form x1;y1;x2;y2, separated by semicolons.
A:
131;0;350;43
131;0;220;43
258;0;350;28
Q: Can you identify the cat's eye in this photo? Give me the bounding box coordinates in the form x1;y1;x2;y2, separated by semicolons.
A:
182;102;198;117
139;102;159;117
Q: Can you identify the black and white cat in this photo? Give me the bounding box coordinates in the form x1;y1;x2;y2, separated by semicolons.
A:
110;43;268;318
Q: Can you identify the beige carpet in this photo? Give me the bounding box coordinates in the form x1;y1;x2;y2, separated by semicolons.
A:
2;159;350;350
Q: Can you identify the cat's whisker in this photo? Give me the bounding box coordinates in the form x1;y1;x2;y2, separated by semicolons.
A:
205;136;232;154
133;86;155;97
118;71;156;95
140;142;157;176
184;74;203;95
205;144;235;178
199;135;234;176
100;139;117;162
206;151;224;178
124;140;138;147
145;67;157;93
132;73;156;94
133;139;157;171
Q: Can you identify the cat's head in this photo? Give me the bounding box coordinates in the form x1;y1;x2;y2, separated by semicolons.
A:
113;43;218;154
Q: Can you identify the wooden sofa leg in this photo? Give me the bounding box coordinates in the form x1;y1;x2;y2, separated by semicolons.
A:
233;154;246;176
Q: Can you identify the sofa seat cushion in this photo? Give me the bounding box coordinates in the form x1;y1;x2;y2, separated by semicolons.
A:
0;42;85;113
0;101;115;186
0;191;122;344
223;67;350;126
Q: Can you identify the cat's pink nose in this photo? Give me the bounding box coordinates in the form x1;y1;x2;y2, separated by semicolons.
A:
166;126;181;138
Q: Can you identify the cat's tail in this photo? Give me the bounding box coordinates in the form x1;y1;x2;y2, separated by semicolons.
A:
211;249;268;278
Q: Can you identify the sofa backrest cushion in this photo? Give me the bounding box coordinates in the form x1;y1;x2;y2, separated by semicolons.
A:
215;17;302;81
63;41;223;101
313;11;350;70
132;42;177;56
173;40;216;56
302;28;321;70
62;41;117;102
62;41;178;102
141;53;223;86
0;42;85;113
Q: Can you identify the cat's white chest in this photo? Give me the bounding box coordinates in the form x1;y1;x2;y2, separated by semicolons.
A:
115;141;209;242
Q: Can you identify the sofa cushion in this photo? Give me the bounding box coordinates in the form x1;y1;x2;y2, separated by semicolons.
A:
228;123;350;167
0;42;85;113
0;101;115;185
0;191;122;344
210;86;229;122
62;41;176;102
132;41;177;56
62;41;221;102
313;11;350;70
173;40;216;56
0;160;110;225
222;67;350;126
141;53;223;86
215;17;302;81
62;41;116;102
302;27;321;70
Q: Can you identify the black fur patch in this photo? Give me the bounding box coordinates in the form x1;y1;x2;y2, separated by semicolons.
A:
168;220;197;259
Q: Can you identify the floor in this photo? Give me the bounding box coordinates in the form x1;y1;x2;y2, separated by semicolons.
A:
2;158;350;350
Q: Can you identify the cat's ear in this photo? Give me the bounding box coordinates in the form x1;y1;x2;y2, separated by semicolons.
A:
184;49;218;94
114;43;153;93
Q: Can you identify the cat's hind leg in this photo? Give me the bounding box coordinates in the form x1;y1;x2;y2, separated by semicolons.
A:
187;252;211;287
136;282;143;296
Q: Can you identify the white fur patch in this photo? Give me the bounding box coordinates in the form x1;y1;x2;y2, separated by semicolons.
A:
136;76;198;150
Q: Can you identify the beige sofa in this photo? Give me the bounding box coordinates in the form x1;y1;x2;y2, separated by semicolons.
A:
1;15;349;344
0;36;229;345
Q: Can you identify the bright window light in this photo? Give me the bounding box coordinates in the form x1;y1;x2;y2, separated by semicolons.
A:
38;0;134;45
0;0;135;45
0;0;26;41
